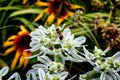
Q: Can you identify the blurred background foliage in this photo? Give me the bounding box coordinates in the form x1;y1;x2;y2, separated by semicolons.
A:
0;0;120;79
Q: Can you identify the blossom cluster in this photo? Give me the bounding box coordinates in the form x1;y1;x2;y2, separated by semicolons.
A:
29;24;86;62
79;46;120;80
1;24;120;80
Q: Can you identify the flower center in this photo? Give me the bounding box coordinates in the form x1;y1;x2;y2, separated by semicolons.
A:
15;32;31;52
49;0;71;18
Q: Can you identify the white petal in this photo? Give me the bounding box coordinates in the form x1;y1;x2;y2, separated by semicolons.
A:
0;66;9;77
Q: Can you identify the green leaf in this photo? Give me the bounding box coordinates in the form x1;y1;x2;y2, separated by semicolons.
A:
0;59;8;67
0;6;22;11
84;13;109;18
9;8;42;17
12;17;35;31
55;54;65;65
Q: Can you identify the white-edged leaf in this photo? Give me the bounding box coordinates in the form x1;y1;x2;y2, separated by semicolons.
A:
26;72;37;80
8;72;21;80
32;64;46;69
0;66;9;77
26;69;38;76
100;71;106;80
83;46;95;65
74;36;86;46
37;56;51;65
113;51;120;60
38;68;45;80
60;71;68;80
112;72;120;80
64;54;85;62
68;49;85;60
100;71;116;80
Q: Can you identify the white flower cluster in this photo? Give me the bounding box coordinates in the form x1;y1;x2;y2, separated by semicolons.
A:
26;56;68;80
27;24;86;80
29;24;86;62
26;24;87;80
79;46;120;80
4;24;120;80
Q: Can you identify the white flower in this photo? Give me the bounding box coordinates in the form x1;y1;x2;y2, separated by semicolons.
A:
27;56;68;80
37;56;64;74
30;24;57;52
61;28;86;59
101;62;111;70
79;74;87;80
95;59;102;66
62;28;86;50
38;68;68;80
93;46;104;58
29;24;86;63
113;60;120;68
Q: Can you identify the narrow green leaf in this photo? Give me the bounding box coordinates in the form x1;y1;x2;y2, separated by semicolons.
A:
83;23;100;48
1;0;15;43
84;13;109;18
9;9;42;17
0;6;22;10
12;17;35;31
0;59;8;67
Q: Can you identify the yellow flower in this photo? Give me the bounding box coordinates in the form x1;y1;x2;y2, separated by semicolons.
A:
2;25;31;71
34;0;84;25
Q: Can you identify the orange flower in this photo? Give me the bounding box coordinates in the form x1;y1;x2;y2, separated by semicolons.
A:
2;25;31;71
34;0;84;25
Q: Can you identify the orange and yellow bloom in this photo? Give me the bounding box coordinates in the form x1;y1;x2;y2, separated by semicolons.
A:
34;0;84;25
2;25;31;71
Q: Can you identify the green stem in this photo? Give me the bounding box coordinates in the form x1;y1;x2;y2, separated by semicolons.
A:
83;23;100;48
1;0;15;43
68;62;73;72
66;62;85;73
